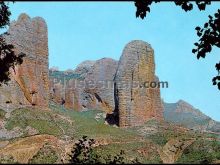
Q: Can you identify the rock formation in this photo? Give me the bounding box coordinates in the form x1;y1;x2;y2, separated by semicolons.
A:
1;14;163;128
114;40;163;127
82;58;118;113
73;60;96;77
50;58;118;113
0;13;49;110
50;40;164;127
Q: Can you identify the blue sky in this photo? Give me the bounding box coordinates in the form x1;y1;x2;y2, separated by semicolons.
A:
8;2;220;121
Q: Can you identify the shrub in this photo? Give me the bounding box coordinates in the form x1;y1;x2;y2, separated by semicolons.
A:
67;136;140;164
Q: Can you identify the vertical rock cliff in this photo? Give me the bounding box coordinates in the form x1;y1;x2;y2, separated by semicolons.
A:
50;58;118;113
0;13;49;109
50;40;164;127
114;40;163;127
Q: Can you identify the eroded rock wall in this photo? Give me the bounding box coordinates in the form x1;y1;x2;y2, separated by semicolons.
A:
114;40;163;127
49;40;164;127
50;58;118;113
0;13;49;109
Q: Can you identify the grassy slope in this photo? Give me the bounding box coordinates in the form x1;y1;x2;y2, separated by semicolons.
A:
4;108;73;137
2;104;220;163
49;103;142;142
176;139;220;164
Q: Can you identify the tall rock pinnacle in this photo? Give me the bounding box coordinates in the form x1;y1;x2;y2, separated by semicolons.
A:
114;40;163;127
49;40;164;127
0;13;49;109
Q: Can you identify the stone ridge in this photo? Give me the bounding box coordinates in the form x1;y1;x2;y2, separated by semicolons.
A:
0;13;49;109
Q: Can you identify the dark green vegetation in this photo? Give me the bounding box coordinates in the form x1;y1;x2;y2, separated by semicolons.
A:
177;139;220;164
0;155;17;164
49;102;140;141
0;1;25;85
0;109;6;119
134;1;220;90
68;136;141;164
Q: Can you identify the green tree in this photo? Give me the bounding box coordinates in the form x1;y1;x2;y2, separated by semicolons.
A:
0;1;25;85
134;0;220;90
67;136;140;164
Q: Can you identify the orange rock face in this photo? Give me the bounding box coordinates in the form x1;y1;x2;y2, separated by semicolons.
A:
50;58;118;113
114;40;163;127
0;14;163;127
0;13;49;109
49;40;164;127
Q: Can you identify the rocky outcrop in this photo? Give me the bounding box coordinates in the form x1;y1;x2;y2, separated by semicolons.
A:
114;40;163;127
0;13;49;109
73;60;95;78
50;58;118;113
82;58;118;113
50;40;164;127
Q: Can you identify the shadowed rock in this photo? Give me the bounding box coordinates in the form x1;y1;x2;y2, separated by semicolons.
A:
0;13;49;109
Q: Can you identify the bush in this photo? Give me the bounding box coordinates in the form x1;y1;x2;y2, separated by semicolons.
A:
177;139;220;164
29;144;58;164
0;109;6;119
67;136;140;164
0;155;17;164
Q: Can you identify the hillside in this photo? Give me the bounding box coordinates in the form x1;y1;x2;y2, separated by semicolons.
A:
163;100;220;133
0;103;220;164
49;68;220;134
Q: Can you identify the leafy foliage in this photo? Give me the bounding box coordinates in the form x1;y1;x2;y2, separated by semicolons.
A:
134;1;211;19
0;2;11;28
177;139;220;164
29;144;58;164
0;1;25;85
0;109;6;119
134;1;220;90
68;136;98;164
134;0;160;19
213;61;220;90
0;155;17;164
175;1;211;12
192;9;220;59
192;9;220;90
67;136;140;164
